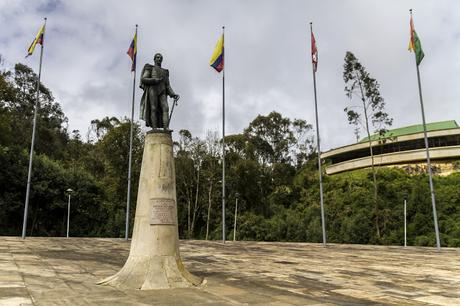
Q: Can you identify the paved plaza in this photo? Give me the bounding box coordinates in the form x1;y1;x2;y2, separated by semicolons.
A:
0;237;459;305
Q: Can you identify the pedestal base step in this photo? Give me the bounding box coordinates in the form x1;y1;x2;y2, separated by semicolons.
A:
98;255;203;290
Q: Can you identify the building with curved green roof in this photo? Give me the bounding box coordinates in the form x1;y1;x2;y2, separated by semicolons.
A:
323;120;460;175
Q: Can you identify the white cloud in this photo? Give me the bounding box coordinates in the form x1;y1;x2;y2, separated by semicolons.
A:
1;0;459;151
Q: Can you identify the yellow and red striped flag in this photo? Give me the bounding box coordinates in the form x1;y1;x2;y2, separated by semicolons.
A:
26;24;45;58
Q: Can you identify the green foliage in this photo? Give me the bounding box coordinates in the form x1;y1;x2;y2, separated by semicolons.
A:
0;56;459;248
0;58;143;238
242;111;313;166
10;63;69;159
343;51;393;135
343;51;395;240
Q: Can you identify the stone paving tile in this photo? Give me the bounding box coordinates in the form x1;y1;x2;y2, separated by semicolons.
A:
0;297;33;306
0;237;459;305
0;287;33;306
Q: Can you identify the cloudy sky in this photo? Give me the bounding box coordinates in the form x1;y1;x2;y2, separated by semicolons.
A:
1;0;459;150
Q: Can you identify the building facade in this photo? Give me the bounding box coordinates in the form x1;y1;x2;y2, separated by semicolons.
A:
322;121;460;176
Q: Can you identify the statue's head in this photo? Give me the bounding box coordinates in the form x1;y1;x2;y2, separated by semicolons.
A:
154;53;163;66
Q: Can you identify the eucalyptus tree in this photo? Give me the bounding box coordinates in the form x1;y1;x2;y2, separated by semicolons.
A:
202;131;221;240
175;129;208;238
243;111;313;167
343;51;393;238
11;63;68;158
87;116;121;142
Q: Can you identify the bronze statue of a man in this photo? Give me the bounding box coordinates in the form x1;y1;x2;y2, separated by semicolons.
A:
140;53;180;129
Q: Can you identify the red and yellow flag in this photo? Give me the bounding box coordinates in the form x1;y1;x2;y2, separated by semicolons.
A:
26;24;45;58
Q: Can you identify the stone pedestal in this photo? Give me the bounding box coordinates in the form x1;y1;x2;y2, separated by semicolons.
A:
99;132;202;289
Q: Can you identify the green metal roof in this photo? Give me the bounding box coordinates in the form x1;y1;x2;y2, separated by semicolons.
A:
360;120;459;142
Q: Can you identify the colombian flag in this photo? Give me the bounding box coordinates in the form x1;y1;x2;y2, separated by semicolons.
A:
210;34;224;72
127;32;137;72
26;24;45;58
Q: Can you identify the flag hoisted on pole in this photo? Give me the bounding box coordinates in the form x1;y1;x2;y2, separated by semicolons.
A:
310;22;326;246
127;28;137;72
311;25;318;73
408;13;425;66
22;18;47;239
209;27;226;243
25;23;45;58
408;9;441;250
125;25;138;241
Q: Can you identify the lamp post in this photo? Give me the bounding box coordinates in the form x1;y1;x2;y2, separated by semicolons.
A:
403;192;408;247
233;192;239;241
66;188;73;238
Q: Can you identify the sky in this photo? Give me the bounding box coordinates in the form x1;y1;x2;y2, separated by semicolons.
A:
1;0;460;151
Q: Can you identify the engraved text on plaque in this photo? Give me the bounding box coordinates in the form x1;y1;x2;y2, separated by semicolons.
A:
150;198;176;225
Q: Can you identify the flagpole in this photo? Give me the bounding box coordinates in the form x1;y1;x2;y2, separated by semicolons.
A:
125;24;138;241
410;9;440;250
22;17;47;239
310;22;327;246
221;25;226;244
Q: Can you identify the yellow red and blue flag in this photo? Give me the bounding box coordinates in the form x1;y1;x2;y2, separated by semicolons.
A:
26;24;45;58
209;34;224;72
127;32;137;72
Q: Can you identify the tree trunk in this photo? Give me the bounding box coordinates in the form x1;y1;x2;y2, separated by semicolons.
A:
191;164;201;237
62;215;66;237
363;104;380;239
205;181;213;240
357;74;380;239
187;196;191;239
186;179;192;239
30;202;39;236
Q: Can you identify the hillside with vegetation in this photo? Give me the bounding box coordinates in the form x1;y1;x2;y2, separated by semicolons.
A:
1;59;459;247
